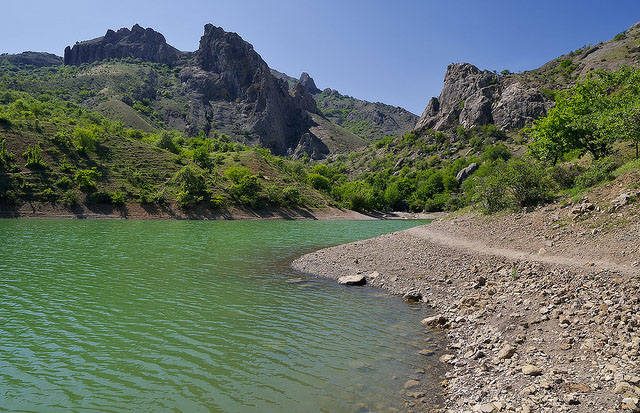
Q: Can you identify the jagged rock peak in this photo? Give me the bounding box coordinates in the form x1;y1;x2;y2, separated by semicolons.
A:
197;24;268;74
299;72;321;94
414;62;550;132
64;24;182;66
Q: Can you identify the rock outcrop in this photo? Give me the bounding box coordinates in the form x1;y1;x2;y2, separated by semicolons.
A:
298;72;321;94
64;24;183;66
181;24;319;155
414;63;550;132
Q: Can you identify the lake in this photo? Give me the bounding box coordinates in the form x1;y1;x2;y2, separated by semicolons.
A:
0;219;443;412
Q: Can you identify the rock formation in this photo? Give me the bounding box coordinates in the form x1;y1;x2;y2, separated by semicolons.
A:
298;72;321;94
415;63;550;132
64;24;183;66
180;24;319;155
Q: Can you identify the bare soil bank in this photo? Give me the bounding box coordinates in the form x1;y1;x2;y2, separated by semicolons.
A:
0;201;444;221
293;194;640;412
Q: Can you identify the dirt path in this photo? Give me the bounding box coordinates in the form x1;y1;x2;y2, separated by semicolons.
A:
406;225;636;276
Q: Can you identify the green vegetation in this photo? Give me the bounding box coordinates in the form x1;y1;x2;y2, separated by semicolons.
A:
2;56;639;217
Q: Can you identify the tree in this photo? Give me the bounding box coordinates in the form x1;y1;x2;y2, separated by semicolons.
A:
528;71;615;162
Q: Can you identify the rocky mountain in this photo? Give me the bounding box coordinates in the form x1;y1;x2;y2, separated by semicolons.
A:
415;21;640;133
64;24;185;66
0;52;62;68
48;24;368;158
271;69;418;141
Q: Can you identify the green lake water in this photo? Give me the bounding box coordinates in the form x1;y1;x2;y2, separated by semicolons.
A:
0;219;443;412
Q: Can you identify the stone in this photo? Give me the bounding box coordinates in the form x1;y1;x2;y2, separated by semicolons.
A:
473;403;496;413
473;275;487;288
615;381;633;394
496;344;516;360
456;163;479;184
337;275;366;286
521;364;543;376
403;291;423;302
421;314;448;327
403;379;420;389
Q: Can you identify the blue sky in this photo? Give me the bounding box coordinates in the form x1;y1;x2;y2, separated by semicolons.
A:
2;1;640;114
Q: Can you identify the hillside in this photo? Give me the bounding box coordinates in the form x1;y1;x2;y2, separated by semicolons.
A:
271;68;418;141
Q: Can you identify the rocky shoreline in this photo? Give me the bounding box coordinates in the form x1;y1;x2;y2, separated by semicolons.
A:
292;204;640;412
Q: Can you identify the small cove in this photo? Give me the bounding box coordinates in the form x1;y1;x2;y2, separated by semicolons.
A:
0;219;445;412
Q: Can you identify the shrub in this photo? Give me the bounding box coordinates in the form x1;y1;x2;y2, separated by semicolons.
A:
473;175;509;213
228;174;262;207
73;127;98;153
307;173;331;191
483;144;512;162
86;190;112;204
334;181;375;212
110;190;126;206
424;192;451;212
54;176;74;190
157;131;180;154
503;158;552;209
24;143;46;168
224;166;252;184
0;139;16;172
75;167;101;192
575;157;620;188
60;190;79;206
282;186;302;206
192;146;213;170
173;166;208;208
548;164;584;189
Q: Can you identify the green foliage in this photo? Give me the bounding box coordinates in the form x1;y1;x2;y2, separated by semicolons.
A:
23;142;46;168
228;174;262;207
0;138;16;172
333;180;375;212
482;143;511;162
614;31;627;41
574;157;620;188
73;127;98;153
528;70;622;162
157;131;180;154
173;166;208;208
54;176;74;190
60;190;79;206
307;173;331;192
282;186;302;206
224;166;252;184
75;167;101;192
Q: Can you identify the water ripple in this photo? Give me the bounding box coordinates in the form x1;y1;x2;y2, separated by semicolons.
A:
0;219;444;412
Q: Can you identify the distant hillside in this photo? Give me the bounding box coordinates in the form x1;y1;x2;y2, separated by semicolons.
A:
271;69;418;141
0;52;62;68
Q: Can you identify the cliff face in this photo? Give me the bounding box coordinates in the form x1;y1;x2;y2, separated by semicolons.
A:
415;63;549;132
64;24;183;66
180;24;319;155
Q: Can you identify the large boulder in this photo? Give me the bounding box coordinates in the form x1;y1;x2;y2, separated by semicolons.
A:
456;162;478;183
64;24;183;66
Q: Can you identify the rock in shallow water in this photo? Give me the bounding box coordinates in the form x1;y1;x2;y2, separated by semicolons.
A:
337;275;366;286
